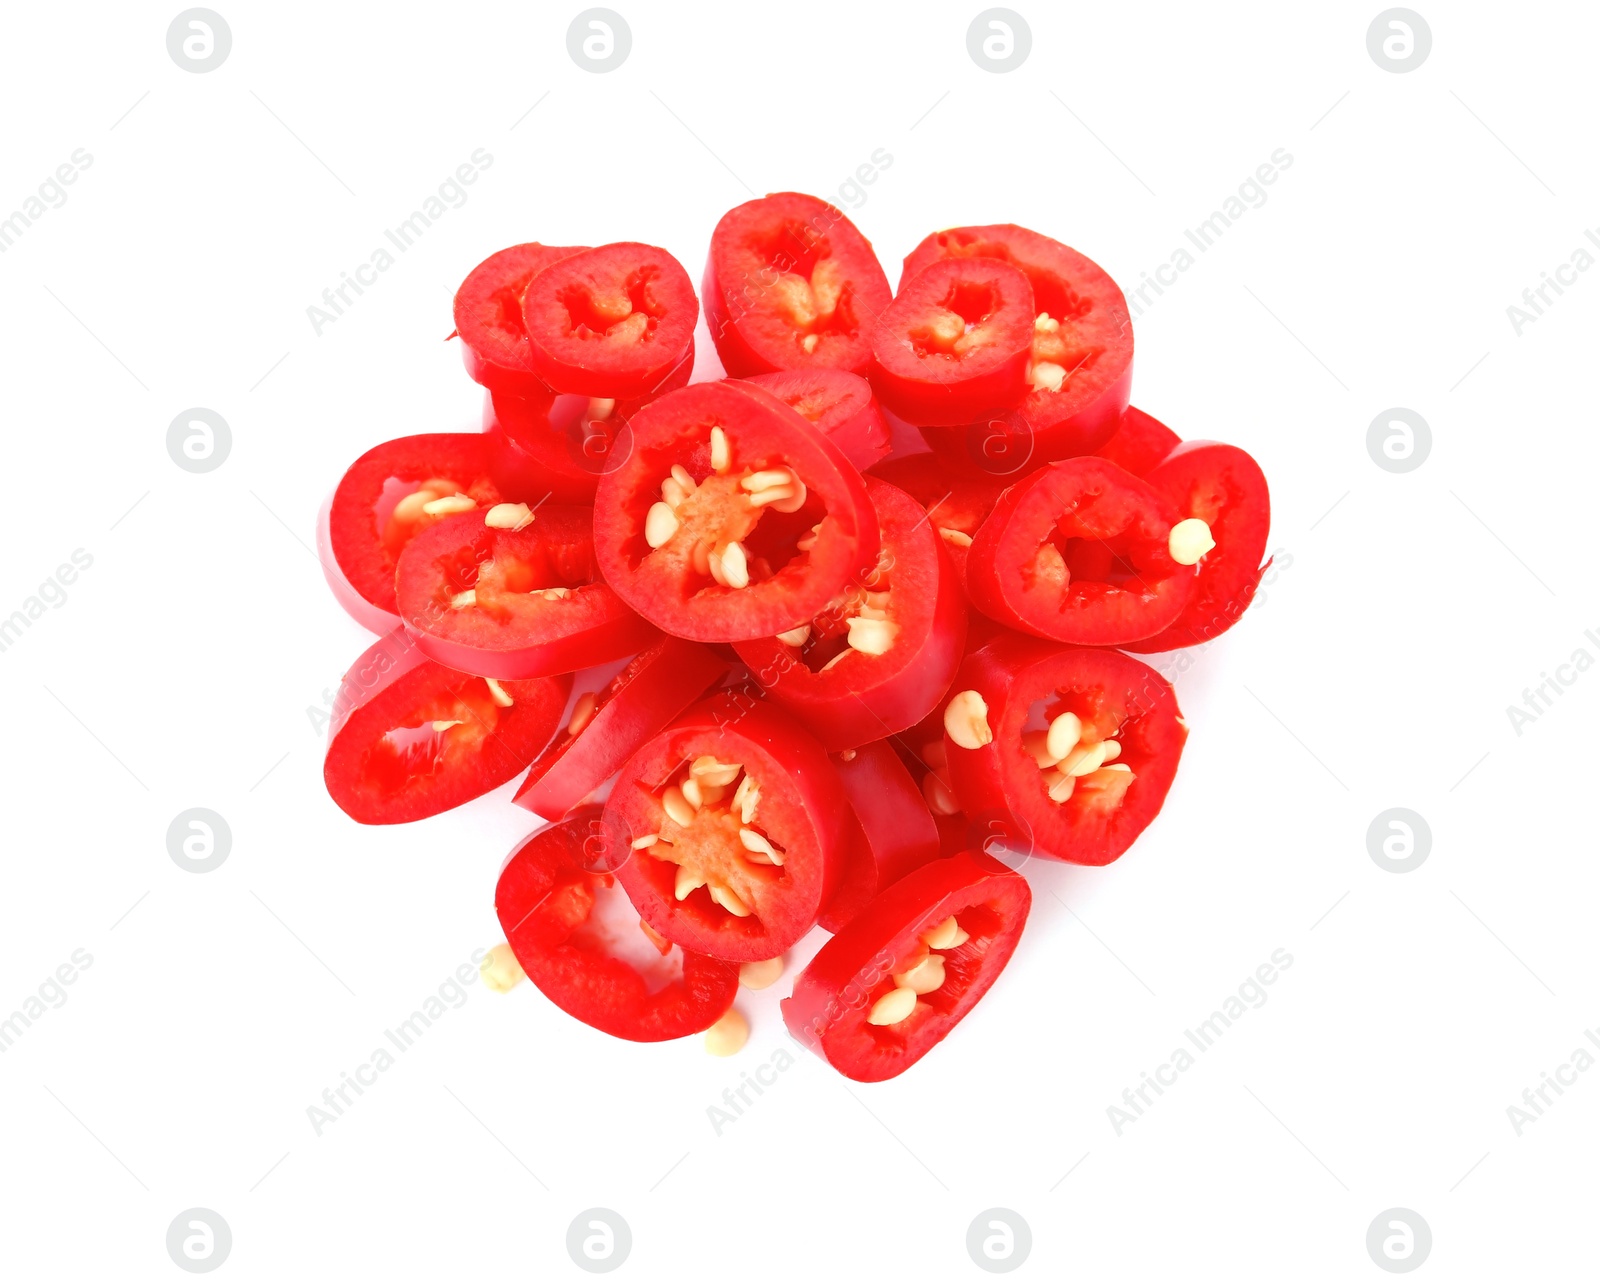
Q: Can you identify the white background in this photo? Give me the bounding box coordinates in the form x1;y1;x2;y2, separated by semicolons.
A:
2;0;1596;1276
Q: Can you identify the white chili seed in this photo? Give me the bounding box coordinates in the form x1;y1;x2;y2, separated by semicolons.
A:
431;719;463;732
938;527;974;548
739;957;784;990
894;952;946;994
1028;361;1067;393
662;785;696;827
867;987;918;1026
484;502;534;530
846;616;898;656
709;883;752;917
422;493;477;516
1046;712;1083;763
710;426;730;473
1168;518;1216;566
776;624;811;647
674;865;705;900
922;770;960;816
921;916;969;950
738;827;784;866
566;691;598;737
719;541;750;590
450;589;477;609
645;501;680;548
485;677;514;708
704;1007;749;1056
944;690;993;751
479;943;526;994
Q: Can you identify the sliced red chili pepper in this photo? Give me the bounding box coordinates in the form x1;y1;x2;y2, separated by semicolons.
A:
513;637;728;818
495;809;739;1041
732;477;966;750
607;695;849;961
782;850;1030;1082
901;224;1132;457
320;434;504;634
942;635;1186;865
868;453;1008;584
324;628;569;824
871;257;1035;427
965;456;1198;644
394;505;659;679
1123;441;1271;653
483;342;695;503
453;243;587;398
1092;406;1181;477
592;380;879;643
742;369;891;472
703;192;892;377
520;242;697;399
819;741;941;934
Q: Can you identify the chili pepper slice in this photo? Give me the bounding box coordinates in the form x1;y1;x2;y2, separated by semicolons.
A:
782;850;1031;1082
513;637;728;818
900;224;1132;458
324;628;569;824
395;504;658;679
606;694;848;961
965;456;1200;645
495;808;739;1041
592;380;879;642
703;192;893;376
871;256;1035;427
941;634;1187;865
1122;441;1271;652
819;741;942;934
453;242;587;398
743;368;891;472
1092;406;1181;477
320;433;504;635
521;242;698;399
484;343;696;501
732;476;967;750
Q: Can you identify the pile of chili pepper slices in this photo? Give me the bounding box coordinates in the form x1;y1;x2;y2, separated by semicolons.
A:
318;196;1271;1083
